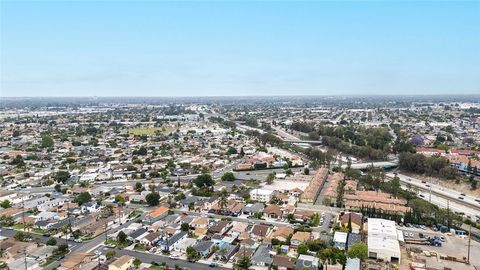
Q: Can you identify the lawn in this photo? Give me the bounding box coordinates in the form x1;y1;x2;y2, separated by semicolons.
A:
128;127;174;135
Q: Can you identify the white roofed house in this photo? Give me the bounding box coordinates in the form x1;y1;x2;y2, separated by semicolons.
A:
333;231;348;251
80;202;102;213
37;198;66;212
17;196;49;209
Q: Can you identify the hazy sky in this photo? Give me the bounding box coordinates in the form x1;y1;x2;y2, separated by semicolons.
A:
1;1;479;97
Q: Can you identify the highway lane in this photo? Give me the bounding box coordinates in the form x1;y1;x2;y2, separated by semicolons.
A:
415;189;480;220
386;173;480;211
387;173;480;207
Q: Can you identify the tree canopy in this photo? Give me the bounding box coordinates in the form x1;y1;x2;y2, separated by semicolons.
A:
193;174;214;188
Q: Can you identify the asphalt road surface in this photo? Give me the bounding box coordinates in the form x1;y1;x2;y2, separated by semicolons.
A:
93;246;229;270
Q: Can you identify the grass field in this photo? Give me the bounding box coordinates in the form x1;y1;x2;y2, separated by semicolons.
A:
128;127;174;135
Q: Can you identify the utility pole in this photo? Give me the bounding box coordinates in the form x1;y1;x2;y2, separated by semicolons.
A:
447;199;450;230
23;248;27;270
467;223;472;264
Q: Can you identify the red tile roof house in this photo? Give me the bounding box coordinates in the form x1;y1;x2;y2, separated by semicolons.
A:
264;204;283;219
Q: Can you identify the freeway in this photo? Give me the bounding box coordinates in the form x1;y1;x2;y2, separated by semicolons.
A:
386;173;480;221
415;189;480;219
387;173;480;210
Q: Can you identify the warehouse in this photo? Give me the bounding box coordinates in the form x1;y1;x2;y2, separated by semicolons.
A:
367;218;401;263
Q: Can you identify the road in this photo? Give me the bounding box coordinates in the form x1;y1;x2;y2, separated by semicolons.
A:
172;209;292;228
415;189;480;220
387;173;480;215
93;246;229;270
14;160;241;195
0;227;81;269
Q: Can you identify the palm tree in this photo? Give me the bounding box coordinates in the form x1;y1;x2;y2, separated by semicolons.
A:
61;224;70;244
24;222;33;233
105;204;114;215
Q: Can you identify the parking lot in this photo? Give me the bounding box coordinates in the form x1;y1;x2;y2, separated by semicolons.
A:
398;225;480;270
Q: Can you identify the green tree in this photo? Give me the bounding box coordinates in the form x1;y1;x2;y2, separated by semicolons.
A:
135;182;144;192
56;244;69;254
133;258;142;268
297;243;308;255
146;192;160;206
235;255;252;270
227;147;238;155
193;174;214;188
114;195;126;205
117;231;127;244
105;249;116;260
221;172;236;182
266;172;275;185
186;246;199;261
347;243;368;261
181;223;190;231
54;184;62;192
75;192;92;206
14;231;26;242
54;171;70;183
46;238;57;246
41;135;54;148
304;167;310;175
0;200;11;209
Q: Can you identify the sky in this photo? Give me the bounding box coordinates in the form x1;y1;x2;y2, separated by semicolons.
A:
1;1;479;97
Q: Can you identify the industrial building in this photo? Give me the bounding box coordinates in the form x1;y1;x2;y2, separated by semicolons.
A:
367;218;403;263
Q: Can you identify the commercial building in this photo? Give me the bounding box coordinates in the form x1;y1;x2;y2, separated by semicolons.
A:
367;218;402;263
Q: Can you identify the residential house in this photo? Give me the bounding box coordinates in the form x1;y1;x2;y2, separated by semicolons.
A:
333;232;348;250
295;254;320;270
108;255;134;270
291;231;311;247
190;216;209;229
242;203;265;216
251;224;270;240
271;226;294;243
60;252;94;270
251;244;273;267
139;232;160;246
339;212;363;234
173;237;197;253
146;206;169;224
208;220;232;235
193;240;215;258
80;202;102;213
264;204;282;219
273;255;295;270
214;243;239;262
